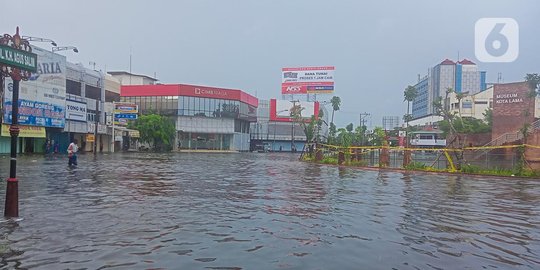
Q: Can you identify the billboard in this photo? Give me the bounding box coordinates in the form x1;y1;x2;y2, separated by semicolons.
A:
281;66;334;94
3;46;66;128
65;99;87;122
269;99;320;122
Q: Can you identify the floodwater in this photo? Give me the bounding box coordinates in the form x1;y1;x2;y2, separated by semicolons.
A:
0;152;538;270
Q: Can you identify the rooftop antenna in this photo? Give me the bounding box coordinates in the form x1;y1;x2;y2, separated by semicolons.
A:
129;46;132;85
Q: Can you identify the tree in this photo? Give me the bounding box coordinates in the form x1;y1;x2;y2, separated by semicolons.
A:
403;85;418;126
369;127;386;146
433;88;465;169
328;122;337;144
330;96;341;126
131;114;176;151
525;73;540;97
483;108;493;129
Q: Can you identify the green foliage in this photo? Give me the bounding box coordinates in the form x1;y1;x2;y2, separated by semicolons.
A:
403;85;418;103
321;156;338;165
330;96;341;125
345;123;353;133
132;114;176;152
439;117;491;135
369;127;386;146
525;73;540;97
460;162;539;178
483;108;493;128
328;122;337;144
404;161;427;170
337;128;353;147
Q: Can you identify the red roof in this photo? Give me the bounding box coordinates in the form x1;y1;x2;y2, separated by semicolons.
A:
440;59;455;65
121;84;258;107
458;59;476;65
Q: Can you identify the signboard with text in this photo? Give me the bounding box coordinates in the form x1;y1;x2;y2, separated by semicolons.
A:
3;46;66;128
1;124;45;138
65;99;87;122
0;44;37;72
113;102;138;126
281;66;335;94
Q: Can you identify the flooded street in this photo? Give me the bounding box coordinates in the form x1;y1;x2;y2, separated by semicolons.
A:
0;152;538;269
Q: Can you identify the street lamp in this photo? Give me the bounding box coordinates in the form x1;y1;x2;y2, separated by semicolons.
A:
274;109;288;151
22;36;57;46
0;27;37;218
52;46;78;53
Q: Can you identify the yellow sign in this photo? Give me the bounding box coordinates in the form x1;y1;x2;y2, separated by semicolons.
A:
128;130;140;138
86;134;95;142
1;124;46;138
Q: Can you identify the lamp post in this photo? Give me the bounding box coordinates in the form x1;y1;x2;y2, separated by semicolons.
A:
274;109;288;152
290;100;299;152
0;27;37;218
93;77;101;156
52;46;78;53
21;36;57;46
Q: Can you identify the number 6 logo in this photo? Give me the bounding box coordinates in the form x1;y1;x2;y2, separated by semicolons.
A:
475;18;519;63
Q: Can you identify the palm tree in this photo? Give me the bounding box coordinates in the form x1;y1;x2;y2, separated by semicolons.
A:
330;96;341;126
403;85;417;128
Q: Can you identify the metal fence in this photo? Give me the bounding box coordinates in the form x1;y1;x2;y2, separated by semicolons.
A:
305;143;522;172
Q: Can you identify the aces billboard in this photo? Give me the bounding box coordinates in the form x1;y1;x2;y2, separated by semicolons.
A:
281;66;334;94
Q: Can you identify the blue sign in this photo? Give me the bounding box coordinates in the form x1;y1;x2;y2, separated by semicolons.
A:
307;86;334;91
115;113;138;119
3;99;65;128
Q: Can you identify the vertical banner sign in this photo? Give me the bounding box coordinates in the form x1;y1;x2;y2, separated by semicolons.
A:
114;102;138;126
3;46;67;128
281;66;335;94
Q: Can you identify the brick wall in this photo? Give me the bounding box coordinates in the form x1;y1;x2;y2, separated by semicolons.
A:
492;82;535;140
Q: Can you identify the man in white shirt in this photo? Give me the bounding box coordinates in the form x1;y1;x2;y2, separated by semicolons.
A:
67;139;79;166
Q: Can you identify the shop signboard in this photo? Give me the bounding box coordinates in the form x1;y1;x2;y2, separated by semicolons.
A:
86;134;95;143
281;66;335;94
0;124;45;138
3;46;66;128
114;103;138;114
65;99;87;122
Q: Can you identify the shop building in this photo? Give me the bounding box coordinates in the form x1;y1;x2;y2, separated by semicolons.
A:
119;83;258;151
1;46;66;154
0;45;122;154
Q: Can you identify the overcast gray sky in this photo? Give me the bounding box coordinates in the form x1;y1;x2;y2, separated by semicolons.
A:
1;0;539;128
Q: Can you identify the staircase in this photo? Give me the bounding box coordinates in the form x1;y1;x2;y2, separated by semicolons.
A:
472;119;540;159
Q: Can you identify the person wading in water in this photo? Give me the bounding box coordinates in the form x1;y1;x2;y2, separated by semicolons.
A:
67;139;79;166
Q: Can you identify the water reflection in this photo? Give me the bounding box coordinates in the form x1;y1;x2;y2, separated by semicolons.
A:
0;153;537;269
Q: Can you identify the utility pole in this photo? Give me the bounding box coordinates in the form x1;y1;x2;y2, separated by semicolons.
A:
290;100;299;152
94;77;101;156
359;112;370;146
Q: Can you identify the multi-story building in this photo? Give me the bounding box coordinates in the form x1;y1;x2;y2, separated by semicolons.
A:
411;59;487;120
0;46;121;154
118;80;258;151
